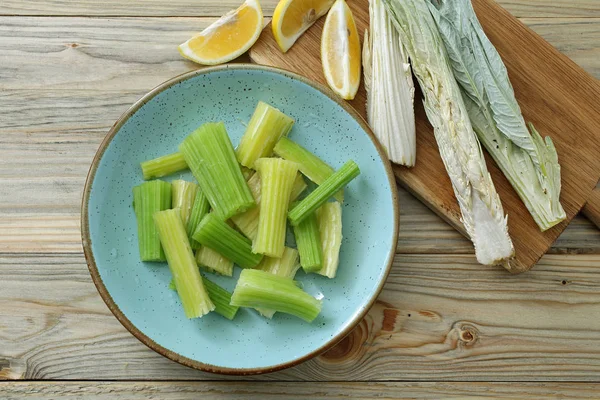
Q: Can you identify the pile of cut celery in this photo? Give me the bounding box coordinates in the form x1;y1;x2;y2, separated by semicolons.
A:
133;101;360;322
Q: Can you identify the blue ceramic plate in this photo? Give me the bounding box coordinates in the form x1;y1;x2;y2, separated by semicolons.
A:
82;65;398;374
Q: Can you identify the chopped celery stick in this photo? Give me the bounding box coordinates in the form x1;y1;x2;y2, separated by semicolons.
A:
187;188;210;249
196;246;234;277
171;180;198;227
140;152;188;180
179;122;255;220
293;211;323;273
169;277;239;320
154;209;214;318
253;158;299;258
231;269;322;322
255;247;301;318
274;137;343;202
288;160;360;226
192;213;263;269
240;166;254;180
132;180;172;261
236;101;295;168
201;276;239;320
316;201;342;278
231;171;307;241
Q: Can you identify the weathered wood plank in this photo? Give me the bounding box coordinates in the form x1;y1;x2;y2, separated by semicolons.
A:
0;17;598;255
0;0;598;17
2;253;600;381
2;381;600;399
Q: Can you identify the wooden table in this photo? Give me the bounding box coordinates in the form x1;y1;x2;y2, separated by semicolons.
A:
1;1;599;398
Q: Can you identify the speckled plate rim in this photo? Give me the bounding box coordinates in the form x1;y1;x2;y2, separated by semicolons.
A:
81;63;399;375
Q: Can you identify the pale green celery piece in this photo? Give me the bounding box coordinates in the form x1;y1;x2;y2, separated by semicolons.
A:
132;180;172;262
382;0;514;267
171;180;198;227
288;160;359;226
274;137;344;202
236;101;295;168
179;122;255;220
192;213;263;269
293;212;323;273
154;209;214;318
170;276;239;320
240;166;254;180
231;269;322;322
363;0;416;166
255;247;300;318
231;172;307;241
187;188;210;249
316;201;342;278
253;158;300;258
196;246;234;277
427;0;565;231
140;152;188;180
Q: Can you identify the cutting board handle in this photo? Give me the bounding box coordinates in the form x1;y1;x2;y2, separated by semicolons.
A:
582;187;600;229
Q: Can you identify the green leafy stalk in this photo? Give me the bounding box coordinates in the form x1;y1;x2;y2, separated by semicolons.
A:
231;269;322;322
427;0;565;231
196;245;234;277
192;213;263;269
140;152;188;180
253;158;300;257
132;180;172;261
236;101;295;168
171;180;198;227
179;122;255;220
274;137;344;202
170;276;238;320
231;171;307;241
288;160;360;226
255;246;301;318
154;209;214;318
382;0;514;267
316;201;343;278
187;188;210;249
293;212;323;273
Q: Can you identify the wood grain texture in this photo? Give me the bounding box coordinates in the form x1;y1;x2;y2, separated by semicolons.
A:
3;381;600;399
250;0;600;273
1;0;598;17
2;253;600;381
582;188;600;229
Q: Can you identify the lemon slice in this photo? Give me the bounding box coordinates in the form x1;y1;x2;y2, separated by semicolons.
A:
178;0;263;65
321;0;361;100
272;0;334;53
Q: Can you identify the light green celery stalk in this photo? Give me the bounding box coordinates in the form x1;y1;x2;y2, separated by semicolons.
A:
236;101;295;168
382;0;514;267
196;246;234;277
171;180;198;227
231;269;322;322
363;0;416;166
253;158;300;257
288;160;359;227
427;0;565;231
293;212;323;273
192;213;263;269
170;276;238;320
132;180;172;262
255;247;300;318
140;152;188;180
316;201;343;278
179;122;255;220
187;188;210;249
274;137;344;202
231;171;307;241
154;209;214;318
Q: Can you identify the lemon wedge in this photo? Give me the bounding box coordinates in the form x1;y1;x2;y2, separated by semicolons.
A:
321;0;361;100
178;0;263;65
272;0;334;53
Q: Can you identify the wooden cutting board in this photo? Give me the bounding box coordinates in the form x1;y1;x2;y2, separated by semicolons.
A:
250;0;600;273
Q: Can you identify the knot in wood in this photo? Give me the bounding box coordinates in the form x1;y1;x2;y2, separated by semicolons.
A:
458;324;479;346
